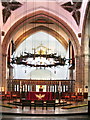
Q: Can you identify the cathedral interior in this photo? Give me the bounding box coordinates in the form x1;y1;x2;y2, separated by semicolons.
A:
0;0;90;119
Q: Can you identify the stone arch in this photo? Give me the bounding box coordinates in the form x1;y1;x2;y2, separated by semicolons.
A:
2;10;80;56
2;10;81;91
15;26;68;49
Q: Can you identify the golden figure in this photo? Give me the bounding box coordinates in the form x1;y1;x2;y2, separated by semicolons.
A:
35;94;45;100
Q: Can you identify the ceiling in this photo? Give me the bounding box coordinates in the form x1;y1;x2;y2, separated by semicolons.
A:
1;0;89;57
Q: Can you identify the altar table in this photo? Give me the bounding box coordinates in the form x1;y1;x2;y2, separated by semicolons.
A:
27;92;53;100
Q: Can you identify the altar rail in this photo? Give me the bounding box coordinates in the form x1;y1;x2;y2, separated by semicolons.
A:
7;79;75;95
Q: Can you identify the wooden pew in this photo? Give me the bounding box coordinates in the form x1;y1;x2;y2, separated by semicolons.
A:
46;100;55;110
21;99;32;110
34;100;44;110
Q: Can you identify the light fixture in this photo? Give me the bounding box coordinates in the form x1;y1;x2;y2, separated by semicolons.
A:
10;44;66;68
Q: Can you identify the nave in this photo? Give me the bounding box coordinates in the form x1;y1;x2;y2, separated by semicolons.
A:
0;0;90;118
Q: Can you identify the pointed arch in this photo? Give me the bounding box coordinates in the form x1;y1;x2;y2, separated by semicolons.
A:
2;10;80;56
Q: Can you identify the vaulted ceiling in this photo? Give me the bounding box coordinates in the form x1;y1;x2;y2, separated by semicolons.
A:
0;0;89;56
1;0;82;25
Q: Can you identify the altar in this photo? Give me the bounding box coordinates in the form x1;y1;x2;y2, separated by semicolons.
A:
27;92;53;100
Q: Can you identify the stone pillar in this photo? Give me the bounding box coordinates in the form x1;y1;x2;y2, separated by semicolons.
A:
88;10;90;115
0;28;2;91
82;4;90;114
69;68;74;92
8;65;13;91
88;54;90;115
2;54;7;93
0;27;2;120
69;69;73;80
82;17;90;99
75;55;83;94
82;54;89;98
9;65;13;79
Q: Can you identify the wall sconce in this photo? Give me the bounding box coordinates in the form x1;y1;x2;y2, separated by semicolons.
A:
2;87;5;92
85;86;88;92
0;87;5;92
78;88;82;93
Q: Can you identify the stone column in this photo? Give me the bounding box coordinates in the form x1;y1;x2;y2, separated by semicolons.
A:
2;54;7;93
69;68;74;92
82;17;90;100
0;28;2;91
69;68;74;80
88;54;90;114
8;65;13;79
88;10;90;115
75;56;82;93
8;65;13;91
82;54;89;98
0;27;2;120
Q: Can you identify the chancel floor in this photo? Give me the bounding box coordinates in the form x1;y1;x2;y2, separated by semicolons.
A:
1;115;90;120
0;100;88;116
